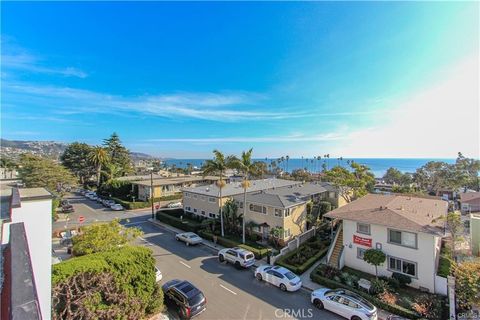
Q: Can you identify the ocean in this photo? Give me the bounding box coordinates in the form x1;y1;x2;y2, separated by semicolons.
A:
164;158;456;178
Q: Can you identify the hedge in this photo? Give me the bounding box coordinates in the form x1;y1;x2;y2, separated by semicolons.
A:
52;246;162;318
198;230;270;259
310;270;420;319
110;194;182;210
156;211;202;232
276;247;329;274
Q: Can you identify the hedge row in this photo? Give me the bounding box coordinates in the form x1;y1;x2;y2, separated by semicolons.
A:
276;247;329;274
310;271;420;319
156;211;202;232
110;194;182;210
198;230;270;259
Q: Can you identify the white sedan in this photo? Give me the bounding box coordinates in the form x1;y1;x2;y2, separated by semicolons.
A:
167;202;182;208
311;288;377;320
254;265;302;292
175;232;203;246
110;204;124;211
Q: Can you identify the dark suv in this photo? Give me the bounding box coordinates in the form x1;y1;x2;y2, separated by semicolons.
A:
162;279;206;319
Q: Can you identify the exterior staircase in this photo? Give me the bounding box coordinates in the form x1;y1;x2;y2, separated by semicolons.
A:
328;226;344;268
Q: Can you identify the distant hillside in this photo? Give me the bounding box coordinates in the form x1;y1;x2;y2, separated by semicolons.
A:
0;139;158;161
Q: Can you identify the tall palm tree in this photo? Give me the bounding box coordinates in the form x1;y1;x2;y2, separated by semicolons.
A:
202;150;236;237
89;146;109;186
102;163;122;185
286;155;290;173
231;148;260;244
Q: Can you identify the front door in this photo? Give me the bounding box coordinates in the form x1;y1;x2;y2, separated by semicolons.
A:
262;226;270;241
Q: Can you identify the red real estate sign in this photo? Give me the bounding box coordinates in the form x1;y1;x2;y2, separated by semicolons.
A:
353;235;372;248
78;216;85;224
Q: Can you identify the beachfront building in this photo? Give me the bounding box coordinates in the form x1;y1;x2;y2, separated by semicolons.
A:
183;179;342;241
132;175;220;201
1;187;53;319
325;194;448;294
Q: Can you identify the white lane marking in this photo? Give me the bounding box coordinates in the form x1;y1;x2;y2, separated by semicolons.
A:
219;284;237;295
179;260;191;269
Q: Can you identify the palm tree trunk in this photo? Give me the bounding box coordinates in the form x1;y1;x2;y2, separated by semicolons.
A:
242;186;247;244
220;171;224;237
97;164;101;186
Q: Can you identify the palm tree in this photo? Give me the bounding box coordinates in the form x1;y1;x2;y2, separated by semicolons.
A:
102;163;122;185
286;155;290;173
230;148;259;244
89;146;109;186
202;150;236;237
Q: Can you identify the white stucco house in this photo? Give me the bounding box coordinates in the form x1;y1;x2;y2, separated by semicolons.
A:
325;194;448;294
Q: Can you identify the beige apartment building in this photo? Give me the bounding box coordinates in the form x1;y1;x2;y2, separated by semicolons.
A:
182;179;341;241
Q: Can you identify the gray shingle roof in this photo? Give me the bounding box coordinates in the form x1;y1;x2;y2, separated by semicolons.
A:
324;194;448;235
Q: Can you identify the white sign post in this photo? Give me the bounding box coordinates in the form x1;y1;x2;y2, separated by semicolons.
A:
447;276;456;320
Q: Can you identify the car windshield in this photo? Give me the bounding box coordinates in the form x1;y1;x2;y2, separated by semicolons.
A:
188;292;205;306
284;272;297;280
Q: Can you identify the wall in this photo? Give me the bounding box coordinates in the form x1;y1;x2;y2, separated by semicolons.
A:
342;219;439;293
9;198;52;320
471;214;480;256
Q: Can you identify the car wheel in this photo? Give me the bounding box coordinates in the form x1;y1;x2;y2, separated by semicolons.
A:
280;283;287;291
186;242;189;246
351;317;362;320
313;299;324;309
175;236;179;241
256;273;262;281
219;255;225;263
234;261;241;269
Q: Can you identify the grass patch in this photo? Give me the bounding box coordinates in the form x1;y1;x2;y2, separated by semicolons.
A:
275;238;330;274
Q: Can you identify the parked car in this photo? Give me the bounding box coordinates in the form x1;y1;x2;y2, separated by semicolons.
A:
85;192;96;199
254;265;302;292
110;204;124;211
155;266;163;282
175;232;203;246
103;199;115;207
60;199;70;206
162;279;206;319
168;202;182;208
218;247;255;268
90;195;99;201
61;205;75;213
311;288;377;320
96;196;104;203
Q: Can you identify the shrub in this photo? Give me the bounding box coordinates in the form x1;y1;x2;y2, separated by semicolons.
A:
317;264;341;279
156;211;202;232
379;275;400;290
411;294;444;320
370;279;391;295
319;201;332;216
52;246;162;319
310;270;420;319
392;272;412;287
437;255;452;277
363;249;386;277
197;230;270;258
452;259;480;311
378;291;398;305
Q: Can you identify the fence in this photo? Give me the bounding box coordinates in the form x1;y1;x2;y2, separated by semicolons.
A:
270;226;317;265
435;275;448;296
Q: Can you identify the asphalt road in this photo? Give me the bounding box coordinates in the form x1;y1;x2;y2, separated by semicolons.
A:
133;221;343;320
55;194;342;320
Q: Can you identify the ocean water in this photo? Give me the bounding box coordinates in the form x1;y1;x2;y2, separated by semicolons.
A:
164;158;456;178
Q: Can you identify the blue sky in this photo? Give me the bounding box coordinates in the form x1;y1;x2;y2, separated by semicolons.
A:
1;2;478;158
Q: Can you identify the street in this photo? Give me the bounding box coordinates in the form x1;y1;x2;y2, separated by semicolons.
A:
57;194;342;320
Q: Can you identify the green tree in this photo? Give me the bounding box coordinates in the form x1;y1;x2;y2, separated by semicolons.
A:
432;211;463;258
72;219;142;256
103;132;133;175
324;162;375;202
89;146;109;187
18;154;77;191
230;148;262;243
60;142;95;185
455;152;480;191
452;259;480;311
202;150;236;237
52;246;162;320
363;249;386;278
383;167;403;185
413;161;460;193
102;162;122;185
222;199;241;234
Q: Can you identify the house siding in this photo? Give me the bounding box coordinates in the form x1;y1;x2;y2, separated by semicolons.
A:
342;219;439;293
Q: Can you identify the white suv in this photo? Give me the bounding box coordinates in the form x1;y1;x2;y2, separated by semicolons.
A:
218;247;255;268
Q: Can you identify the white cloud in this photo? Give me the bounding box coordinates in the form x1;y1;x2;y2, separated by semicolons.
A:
331;55;480;158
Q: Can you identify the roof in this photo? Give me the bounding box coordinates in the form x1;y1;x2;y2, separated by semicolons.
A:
324;194;448;235
18;188;53;201
183;178;300;197
233;182;336;208
131;175;219;187
7;222;42;320
459;192;480;203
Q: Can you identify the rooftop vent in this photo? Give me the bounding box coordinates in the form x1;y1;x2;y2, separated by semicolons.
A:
205;187;210;192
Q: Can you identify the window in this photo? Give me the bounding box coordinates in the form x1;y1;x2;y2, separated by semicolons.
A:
201;210;205;215
249;204;266;214
185;193;190;198
284;228;291;238
274;209;283;217
388;229;417;248
356;223;370;235
357;248;366;260
284;208;291;217
388;256;417;277
208;197;216;203
193;208;197;213
208;213;216;218
185;206;191;212
193;194;198;199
